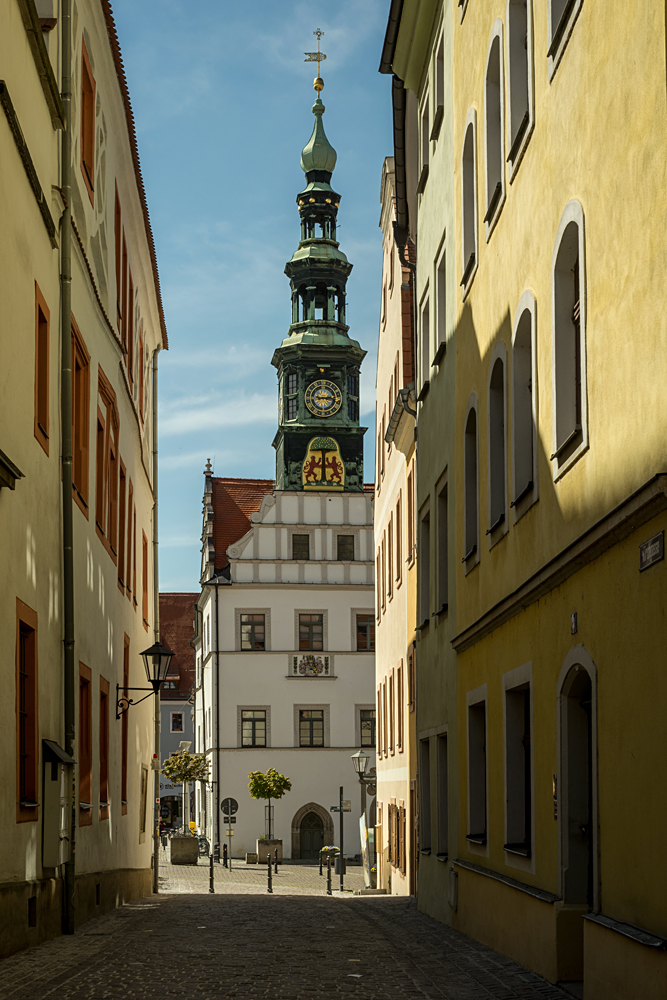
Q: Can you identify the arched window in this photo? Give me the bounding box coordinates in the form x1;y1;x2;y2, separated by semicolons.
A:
551;201;587;477
484;24;505;234
461;112;477;295
487;349;507;537
506;0;534;174
511;292;537;514
548;0;584;76
463;398;479;565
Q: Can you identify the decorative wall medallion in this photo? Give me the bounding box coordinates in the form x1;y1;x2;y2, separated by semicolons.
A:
304;379;342;417
302;436;344;490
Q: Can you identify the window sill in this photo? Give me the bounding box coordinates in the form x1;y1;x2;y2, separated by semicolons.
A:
508;113;534;183
420;848;432;856
73;487;90;519
430;105;444;142
504;842;531;858
436;852;448;862
431;342;446;367
432;603;448;619
460;252;477;301
466;833;487;845
416;163;429;196
417;380;430;402
20;800;39;809
548;0;583;81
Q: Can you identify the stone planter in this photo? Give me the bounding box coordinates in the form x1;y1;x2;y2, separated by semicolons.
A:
170;836;199;865
245;852;258;864
256;839;282;864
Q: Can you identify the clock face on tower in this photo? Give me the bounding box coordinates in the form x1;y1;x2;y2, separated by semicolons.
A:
304;379;342;417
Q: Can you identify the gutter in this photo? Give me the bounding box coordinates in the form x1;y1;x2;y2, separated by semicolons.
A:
60;0;76;936
378;0;405;75
151;347;161;894
385;383;417;446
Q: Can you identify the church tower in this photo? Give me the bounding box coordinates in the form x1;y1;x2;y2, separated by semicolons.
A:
272;76;366;492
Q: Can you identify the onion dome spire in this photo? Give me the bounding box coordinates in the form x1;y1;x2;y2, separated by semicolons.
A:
300;97;337;177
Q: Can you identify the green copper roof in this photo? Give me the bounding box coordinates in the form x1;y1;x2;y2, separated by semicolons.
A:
300;97;337;175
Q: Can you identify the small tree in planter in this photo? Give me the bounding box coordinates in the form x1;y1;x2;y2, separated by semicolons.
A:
162;752;210;834
248;768;291;841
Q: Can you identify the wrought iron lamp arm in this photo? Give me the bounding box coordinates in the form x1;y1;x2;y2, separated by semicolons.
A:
116;682;160;720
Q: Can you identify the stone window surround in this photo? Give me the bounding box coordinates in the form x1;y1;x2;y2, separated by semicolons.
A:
355;703;376;748
502;662;534;875
234;607;271;652
333;527;362;562
294;608;328;651
486;340;509;549
484;20;507;240
463;392;480;575
506;0;535;181
170;711;184;734
547;0;584;81
293;704;330;748
350;607;375;652
511;290;539;523
237;705;271;748
466;683;489;859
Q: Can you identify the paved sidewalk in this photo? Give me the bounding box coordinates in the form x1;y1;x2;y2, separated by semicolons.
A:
0;871;570;1000
158;854;367;895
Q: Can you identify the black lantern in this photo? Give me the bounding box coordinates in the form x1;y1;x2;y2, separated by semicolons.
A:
141;641;175;692
116;641;175;719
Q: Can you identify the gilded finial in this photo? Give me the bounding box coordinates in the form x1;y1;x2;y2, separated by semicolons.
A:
304;27;327;93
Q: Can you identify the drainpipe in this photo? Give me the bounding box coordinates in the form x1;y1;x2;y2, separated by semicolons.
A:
60;0;76;937
215;581;221;853
151;348;161;893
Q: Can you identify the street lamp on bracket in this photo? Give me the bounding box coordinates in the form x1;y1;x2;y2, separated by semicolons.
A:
350;749;377;818
116;641;175;719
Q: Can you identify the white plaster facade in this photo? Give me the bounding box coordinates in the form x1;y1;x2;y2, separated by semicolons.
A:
193;485;376;860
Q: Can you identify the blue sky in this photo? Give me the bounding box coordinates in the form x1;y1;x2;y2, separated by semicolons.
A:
110;0;392;591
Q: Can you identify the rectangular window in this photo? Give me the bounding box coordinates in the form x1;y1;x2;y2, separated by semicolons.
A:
171;712;184;733
436;248;447;358
347;373;359;421
242;709;267;747
376;686;383;757
16;600;38;821
118;464;126;588
437;733;448;857
505;684;531;856
299;709;324;747
122;636;129;813
34;285;50;454
337;535;354;561
381;533;386;609
126;480;134;601
360;708;375;747
376;551;381;620
299;613;323;651
377;429;382;486
408;648;416;713
419;94;430;187
142;531;149;628
132;505;137;605
382;681;388;756
420;738;432;851
387;517;394;600
467;701;487;844
381;413;386;474
399;804;407;874
356;614;375;651
115;186;122;330
437;482;448;612
240;613;265;650
121;235;128;353
286;396;298;420
420;297;430;393
419;507;430;625
407;468;415;563
395;494;402;585
140;765;148;836
95;410;106;529
80;40;95;203
397;662;404;751
138;332;144;420
79;663;93;826
72;320;90;510
286;373;297;395
292;534;310;560
127;272;134;385
389;670;395;753
95;369;120;558
99;677;109;819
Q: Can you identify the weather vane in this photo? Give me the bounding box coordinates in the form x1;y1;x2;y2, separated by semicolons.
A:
304;28;327;93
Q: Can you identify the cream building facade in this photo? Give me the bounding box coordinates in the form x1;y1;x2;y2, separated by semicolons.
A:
374;158;418;896
0;0;166;956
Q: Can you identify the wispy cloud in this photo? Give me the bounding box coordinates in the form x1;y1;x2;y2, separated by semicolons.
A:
159;391;277;436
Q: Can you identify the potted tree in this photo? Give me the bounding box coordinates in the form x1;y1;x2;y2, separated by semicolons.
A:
161;751;210;864
248;768;291;864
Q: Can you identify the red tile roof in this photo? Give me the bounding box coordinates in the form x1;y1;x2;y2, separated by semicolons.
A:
212;477;274;571
159;593;197;701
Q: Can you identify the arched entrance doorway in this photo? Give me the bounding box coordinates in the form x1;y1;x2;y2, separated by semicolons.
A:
300;812;324;859
291;802;334;859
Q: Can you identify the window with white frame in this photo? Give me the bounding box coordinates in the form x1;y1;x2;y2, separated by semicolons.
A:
548;0;584;73
467;699;487;844
418;93;430;194
506;0;534;171
241;709;267;747
461;115;477;292
419;294;431;397
488;352;507;535
463;401;479;563
434;245;447;364
170;712;183;733
511;293;537;511
436;479;448;612
432;33;445;141
419;505;430;625
484;24;505;233
551;201;587;476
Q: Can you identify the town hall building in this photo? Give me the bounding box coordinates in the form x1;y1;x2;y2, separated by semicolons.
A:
192;78;376;860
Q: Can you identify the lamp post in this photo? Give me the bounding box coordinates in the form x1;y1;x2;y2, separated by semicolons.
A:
179;740;192;833
350;749;376;819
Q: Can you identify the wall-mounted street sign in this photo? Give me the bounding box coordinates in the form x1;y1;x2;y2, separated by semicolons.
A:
221;797;239;815
224;817;237;824
639;531;664;572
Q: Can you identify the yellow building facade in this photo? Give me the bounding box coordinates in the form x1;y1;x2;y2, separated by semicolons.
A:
0;0;166;955
374;158;418;896
450;0;667;995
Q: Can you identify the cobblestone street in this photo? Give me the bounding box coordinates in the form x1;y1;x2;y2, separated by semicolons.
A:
0;858;571;1000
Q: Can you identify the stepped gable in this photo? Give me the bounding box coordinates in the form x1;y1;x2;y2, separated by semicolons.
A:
212;477;274;570
159;593;198;699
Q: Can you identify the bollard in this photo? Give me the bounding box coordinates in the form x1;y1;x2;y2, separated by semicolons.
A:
213;842;220;863
267;850;273;894
222;843;228;869
326;855;332;895
319;848;323;876
209;848;214;893
274;847;278;874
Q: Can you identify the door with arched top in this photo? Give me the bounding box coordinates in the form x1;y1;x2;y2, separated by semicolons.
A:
300;811;325;859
